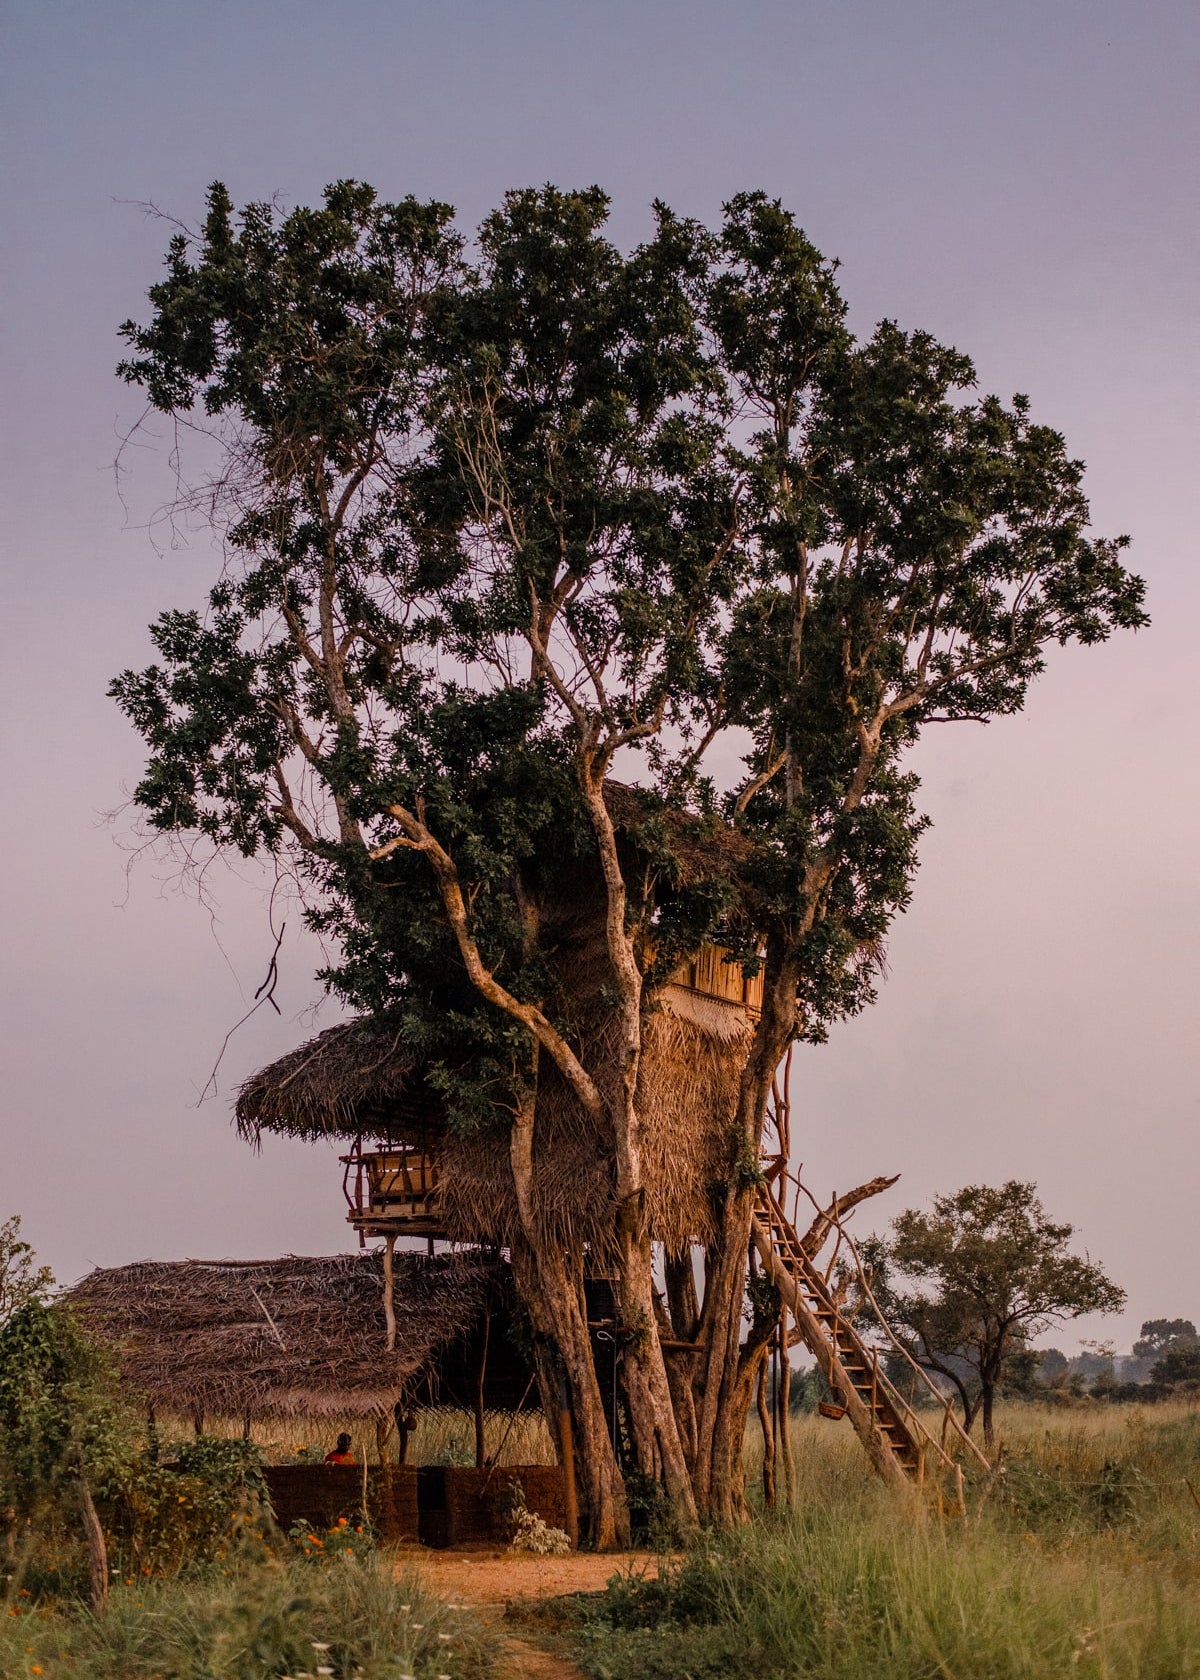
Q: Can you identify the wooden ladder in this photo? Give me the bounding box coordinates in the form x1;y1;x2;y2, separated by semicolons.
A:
751;1183;976;1497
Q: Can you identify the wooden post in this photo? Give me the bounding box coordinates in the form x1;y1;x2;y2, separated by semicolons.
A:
777;1306;794;1505
393;1403;413;1465
474;1307;491;1469
558;1388;579;1548
756;1350;776;1507
382;1233;397;1353
78;1480;108;1616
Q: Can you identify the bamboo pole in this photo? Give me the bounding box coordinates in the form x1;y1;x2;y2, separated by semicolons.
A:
382;1233;397;1352
474;1306;491;1469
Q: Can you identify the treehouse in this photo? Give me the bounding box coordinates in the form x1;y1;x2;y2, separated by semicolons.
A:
342;1141;442;1239
238;940;764;1258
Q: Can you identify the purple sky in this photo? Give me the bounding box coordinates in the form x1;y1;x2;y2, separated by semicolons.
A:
4;0;1197;1353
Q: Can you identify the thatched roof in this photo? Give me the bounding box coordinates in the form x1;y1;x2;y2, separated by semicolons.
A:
236;1021;426;1143
68;1252;508;1420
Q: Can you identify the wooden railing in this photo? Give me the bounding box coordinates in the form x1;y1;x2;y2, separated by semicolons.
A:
341;1140;443;1233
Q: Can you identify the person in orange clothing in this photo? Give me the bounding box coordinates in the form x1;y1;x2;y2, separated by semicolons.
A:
323;1432;355;1465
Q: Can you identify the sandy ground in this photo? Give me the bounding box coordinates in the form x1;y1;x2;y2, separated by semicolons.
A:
392;1545;665;1679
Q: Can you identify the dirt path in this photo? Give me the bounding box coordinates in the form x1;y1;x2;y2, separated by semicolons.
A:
393;1545;661;1680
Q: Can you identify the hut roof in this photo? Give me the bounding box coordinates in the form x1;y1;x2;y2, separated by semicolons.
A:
236;1021;423;1142
67;1251;498;1420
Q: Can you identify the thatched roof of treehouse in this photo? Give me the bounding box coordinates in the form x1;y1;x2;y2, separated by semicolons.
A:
235;990;755;1264
236;787;762;1262
236;1020;429;1142
68;1251;531;1420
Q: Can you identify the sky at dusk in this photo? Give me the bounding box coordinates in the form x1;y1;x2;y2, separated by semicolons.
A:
3;0;1197;1353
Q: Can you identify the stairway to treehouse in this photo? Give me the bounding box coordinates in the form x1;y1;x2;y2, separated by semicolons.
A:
751;1184;981;1499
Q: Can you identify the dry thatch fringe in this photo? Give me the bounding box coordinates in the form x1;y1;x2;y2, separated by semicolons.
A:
67;1252;496;1421
234;979;754;1262
236;1021;421;1142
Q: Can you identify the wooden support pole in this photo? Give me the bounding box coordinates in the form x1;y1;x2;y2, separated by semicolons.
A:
558;1388;579;1548
777;1306;794;1505
756;1353;776;1507
382;1233;397;1352
474;1306;491;1469
78;1480;108;1616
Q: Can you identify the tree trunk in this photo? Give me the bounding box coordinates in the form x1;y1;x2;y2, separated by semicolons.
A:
756;1354;776;1507
691;939;804;1523
510;1239;628;1547
614;1213;700;1531
78;1480;108;1616
981;1383;995;1450
776;1311;794;1505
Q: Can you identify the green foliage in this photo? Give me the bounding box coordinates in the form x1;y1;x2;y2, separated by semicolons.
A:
0;1302;120;1516
997;1453;1148;1531
0;1214;54;1326
1150;1345;1200;1389
102;1437;271;1581
110;181;1147;1137
0;1302;272;1594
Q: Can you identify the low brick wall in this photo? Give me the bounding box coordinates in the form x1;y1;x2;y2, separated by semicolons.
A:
442;1465;569;1546
262;1461;567;1548
262;1465;419;1543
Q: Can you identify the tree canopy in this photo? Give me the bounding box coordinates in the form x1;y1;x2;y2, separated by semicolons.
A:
112;180;1146;1085
0;1214;54;1327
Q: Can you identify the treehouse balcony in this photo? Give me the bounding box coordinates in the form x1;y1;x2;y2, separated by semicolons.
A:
342;1139;446;1239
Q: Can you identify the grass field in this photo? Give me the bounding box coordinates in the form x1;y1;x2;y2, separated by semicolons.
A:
180;1407;555;1469
2;1554;499;1680
5;1402;1197;1678
553;1401;1200;1679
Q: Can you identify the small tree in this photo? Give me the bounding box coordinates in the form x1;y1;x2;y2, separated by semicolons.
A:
0;1301;120;1611
0;1216;54;1327
1149;1345;1200;1391
867;1181;1125;1447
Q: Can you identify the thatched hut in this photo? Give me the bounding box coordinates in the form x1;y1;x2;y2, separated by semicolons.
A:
68;1253;574;1545
68;1251;531;1424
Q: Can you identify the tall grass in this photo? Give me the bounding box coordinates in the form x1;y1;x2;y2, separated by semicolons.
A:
175;1407;554;1468
1;1554;499;1680
563;1402;1200;1680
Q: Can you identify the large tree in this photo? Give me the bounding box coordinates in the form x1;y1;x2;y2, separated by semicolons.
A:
111;181;1145;1537
863;1181;1127;1446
